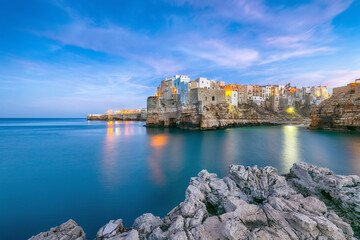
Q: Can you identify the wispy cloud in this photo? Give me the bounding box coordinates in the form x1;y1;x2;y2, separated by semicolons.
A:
37;21;184;75
260;47;335;65
181;39;259;68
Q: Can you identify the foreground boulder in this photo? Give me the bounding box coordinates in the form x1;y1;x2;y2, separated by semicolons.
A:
31;162;359;239
29;219;85;240
288;162;360;237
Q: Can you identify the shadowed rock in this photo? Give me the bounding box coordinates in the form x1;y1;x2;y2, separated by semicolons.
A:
29;219;85;240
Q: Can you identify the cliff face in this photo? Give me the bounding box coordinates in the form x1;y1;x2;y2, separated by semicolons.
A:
146;98;308;130
30;162;360;240
310;93;360;131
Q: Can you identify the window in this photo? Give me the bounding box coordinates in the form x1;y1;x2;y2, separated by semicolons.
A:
205;97;207;101
212;96;215;101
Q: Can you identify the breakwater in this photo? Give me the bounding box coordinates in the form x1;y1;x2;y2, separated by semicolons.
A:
30;162;360;240
87;112;147;121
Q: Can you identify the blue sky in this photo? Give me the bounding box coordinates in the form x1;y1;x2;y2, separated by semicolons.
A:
0;0;360;117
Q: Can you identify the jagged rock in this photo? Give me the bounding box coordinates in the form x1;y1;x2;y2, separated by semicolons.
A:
289;161;359;236
310;91;360;131
133;213;163;237
97;219;125;239
29;219;85;240
32;162;360;239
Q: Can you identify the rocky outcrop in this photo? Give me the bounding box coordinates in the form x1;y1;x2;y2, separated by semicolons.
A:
310;92;360;131
32;162;360;240
288;162;360;236
87;113;147;121
29;219;85;240
87;114;110;121
146;100;309;130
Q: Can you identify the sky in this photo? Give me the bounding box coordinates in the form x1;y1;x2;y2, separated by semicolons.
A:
0;0;360;117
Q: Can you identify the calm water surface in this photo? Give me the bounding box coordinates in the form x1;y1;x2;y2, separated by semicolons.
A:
0;118;359;239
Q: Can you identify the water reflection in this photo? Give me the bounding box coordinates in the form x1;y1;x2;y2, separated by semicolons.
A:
222;130;237;168
281;126;300;173
348;138;360;175
146;128;172;185
147;132;170;185
150;135;169;147
102;123;117;189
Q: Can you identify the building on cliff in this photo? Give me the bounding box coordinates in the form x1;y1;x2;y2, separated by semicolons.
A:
333;79;360;97
155;76;330;112
147;75;318;129
152;75;330;117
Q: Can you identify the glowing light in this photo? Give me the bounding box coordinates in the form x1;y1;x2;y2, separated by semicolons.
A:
114;109;140;114
287;107;295;113
107;121;113;125
225;90;232;96
107;110;113;114
150;135;169;147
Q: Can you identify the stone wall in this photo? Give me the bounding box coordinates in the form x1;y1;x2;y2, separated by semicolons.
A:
189;88;226;106
333;85;349;95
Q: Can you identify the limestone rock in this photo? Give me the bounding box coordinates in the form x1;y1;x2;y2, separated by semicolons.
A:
146;97;308;130
29;219;85;240
289;161;360;236
97;219;125;239
310;91;360;131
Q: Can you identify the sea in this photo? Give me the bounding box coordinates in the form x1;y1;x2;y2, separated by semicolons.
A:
0;118;359;239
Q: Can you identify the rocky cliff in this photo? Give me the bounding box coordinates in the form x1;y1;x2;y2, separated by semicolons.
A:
310;92;360;131
30;162;360;240
146;100;309;130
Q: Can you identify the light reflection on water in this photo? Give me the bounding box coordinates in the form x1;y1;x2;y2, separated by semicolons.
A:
348;139;360;174
148;135;169;185
281;125;300;173
1;119;360;240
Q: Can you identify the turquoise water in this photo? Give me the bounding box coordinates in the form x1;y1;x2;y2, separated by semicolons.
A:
0;118;359;239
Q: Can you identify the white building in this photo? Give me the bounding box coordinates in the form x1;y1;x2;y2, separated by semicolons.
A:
195;77;211;89
252;96;265;106
231;91;238;107
265;85;273;99
226;91;238;107
173;75;191;104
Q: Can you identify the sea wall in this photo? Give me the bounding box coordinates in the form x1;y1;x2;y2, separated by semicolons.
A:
310;92;360;131
87;113;147;121
29;162;360;240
